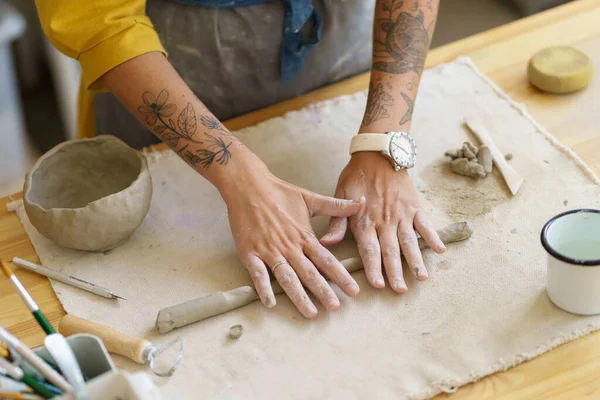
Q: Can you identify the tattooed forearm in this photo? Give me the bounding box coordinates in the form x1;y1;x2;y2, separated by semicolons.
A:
360;0;437;133
399;92;414;125
183;133;233;169
137;90;201;147
411;0;419;12
200;115;229;135
363;82;395;126
373;2;429;75
138;90;234;169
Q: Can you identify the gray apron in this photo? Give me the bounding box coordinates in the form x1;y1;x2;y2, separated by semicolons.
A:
95;0;375;149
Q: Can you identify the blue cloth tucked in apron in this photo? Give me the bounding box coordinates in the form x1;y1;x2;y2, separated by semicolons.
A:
170;0;321;82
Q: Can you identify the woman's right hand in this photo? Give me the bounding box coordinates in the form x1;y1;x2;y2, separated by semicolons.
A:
218;161;365;318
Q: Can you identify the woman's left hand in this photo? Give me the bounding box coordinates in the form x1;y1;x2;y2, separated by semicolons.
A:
321;152;446;292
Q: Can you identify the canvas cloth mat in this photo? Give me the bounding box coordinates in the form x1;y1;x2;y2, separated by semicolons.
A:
14;57;600;399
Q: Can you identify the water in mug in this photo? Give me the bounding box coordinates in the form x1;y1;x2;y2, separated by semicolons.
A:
557;240;600;261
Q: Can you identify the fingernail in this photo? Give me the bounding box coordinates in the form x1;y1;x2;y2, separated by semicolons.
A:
415;267;429;281
306;304;318;317
326;298;340;310
358;196;366;204
346;282;360;296
265;294;276;308
321;233;332;240
374;277;385;288
392;279;407;292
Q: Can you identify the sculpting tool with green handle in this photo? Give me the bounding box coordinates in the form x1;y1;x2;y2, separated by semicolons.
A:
0;260;55;335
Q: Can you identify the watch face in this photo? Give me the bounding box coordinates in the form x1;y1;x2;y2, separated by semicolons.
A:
389;131;417;170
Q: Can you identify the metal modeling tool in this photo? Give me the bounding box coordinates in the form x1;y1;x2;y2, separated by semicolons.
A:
1;261;55;335
0;327;73;393
11;258;126;301
43;334;88;400
59;315;183;377
156;222;474;333
0;358;59;398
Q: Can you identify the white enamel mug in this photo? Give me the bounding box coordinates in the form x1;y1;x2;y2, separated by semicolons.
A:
542;209;600;315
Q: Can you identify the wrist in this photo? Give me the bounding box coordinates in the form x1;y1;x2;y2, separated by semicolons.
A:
358;124;411;134
210;150;271;201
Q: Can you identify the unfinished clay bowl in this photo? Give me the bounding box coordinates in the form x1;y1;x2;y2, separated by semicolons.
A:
23;135;152;252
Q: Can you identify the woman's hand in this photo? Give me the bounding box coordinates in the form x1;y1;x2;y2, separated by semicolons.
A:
321;152;445;293
219;163;365;318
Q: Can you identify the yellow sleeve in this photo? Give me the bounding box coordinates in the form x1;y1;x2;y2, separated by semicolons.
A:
35;0;167;91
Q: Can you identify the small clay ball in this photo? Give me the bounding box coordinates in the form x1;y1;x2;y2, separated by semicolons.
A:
228;325;244;339
505;153;513;161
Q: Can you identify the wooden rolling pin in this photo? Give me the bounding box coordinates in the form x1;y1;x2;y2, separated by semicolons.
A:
156;221;474;333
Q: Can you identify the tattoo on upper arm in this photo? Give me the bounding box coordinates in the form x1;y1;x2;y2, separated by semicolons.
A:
373;1;429;75
426;0;432;11
411;0;419;12
363;82;394;126
399;92;414;125
137;90;201;147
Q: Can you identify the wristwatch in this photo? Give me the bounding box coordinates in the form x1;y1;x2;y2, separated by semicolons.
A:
349;131;417;171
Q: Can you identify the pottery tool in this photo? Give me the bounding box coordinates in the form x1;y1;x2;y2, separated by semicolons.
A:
0;327;72;393
0;342;8;359
59;315;183;377
464;117;523;195
11;258;126;301
156;221;473;333
0;358;58;399
0;261;55;335
0;375;30;393
0;391;43;400
43;334;87;399
1;348;45;383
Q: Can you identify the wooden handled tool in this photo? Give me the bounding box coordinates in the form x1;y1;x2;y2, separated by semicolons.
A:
465;117;523;195
60;315;151;364
59;315;183;377
156;221;474;333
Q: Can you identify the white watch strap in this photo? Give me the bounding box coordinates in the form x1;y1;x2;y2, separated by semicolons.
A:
349;134;390;155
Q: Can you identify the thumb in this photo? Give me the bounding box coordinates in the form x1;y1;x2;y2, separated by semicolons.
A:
307;194;365;218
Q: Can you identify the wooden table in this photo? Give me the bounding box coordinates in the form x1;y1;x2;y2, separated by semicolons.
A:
2;0;600;397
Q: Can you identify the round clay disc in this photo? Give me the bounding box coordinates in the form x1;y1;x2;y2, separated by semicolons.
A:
528;46;594;94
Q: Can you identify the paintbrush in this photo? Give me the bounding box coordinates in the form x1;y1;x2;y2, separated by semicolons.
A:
0;261;55;335
0;375;30;393
0;342;8;359
0;358;59;398
0;390;44;400
0;327;72;393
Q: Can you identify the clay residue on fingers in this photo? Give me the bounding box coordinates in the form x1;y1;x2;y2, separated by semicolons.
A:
356;169;367;186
